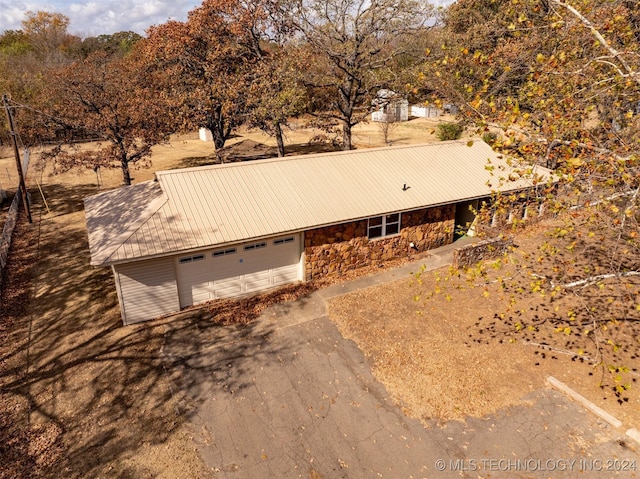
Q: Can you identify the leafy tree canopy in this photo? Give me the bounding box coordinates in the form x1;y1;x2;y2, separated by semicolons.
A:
0;30;33;56
78;32;143;59
244;48;308;156
42;51;176;185
141;0;273;151
21;10;80;63
413;0;640;390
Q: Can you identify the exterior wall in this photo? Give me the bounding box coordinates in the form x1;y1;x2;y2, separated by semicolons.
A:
453;237;514;269
411;105;442;118
371;100;409;122
113;257;180;325
199;127;213;142
304;205;455;280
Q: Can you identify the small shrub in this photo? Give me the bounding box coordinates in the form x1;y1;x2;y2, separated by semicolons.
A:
482;131;498;145
436;122;464;141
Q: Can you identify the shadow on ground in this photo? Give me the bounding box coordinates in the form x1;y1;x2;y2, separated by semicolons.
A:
37;183;103;217
176;155;219;169
171;140;344;171
283;142;342;156
0;182;314;478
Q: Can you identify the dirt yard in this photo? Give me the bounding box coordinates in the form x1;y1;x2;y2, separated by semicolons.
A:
328;220;640;429
1;116;638;478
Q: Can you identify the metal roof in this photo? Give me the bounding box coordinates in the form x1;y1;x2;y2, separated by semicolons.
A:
84;140;553;266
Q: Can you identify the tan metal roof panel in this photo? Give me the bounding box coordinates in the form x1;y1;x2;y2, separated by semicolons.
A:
84;181;168;265
85;140;553;266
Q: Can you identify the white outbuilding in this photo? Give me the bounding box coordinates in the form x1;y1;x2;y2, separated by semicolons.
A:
371;90;409;122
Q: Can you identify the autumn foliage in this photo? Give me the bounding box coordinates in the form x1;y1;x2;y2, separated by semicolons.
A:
1;1;639;370
411;0;640;386
42;52;174;185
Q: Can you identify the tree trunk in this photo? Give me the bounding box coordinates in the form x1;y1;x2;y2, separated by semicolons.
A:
339;76;355;150
121;157;132;185
342;121;353;150
274;122;285;157
206;105;230;152
212;127;227;150
208;119;227;163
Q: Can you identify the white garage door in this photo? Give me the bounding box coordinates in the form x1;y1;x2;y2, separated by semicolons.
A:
176;234;301;308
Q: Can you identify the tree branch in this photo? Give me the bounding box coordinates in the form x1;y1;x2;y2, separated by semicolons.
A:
551;0;640;85
534;270;640;289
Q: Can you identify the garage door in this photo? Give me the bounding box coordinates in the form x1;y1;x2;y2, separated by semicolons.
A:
176;234;301;308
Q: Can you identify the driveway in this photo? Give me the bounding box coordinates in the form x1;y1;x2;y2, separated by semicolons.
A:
161;248;639;479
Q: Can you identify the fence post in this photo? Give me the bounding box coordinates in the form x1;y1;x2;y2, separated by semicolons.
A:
3;95;31;223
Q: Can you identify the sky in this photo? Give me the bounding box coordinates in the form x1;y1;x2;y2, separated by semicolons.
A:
0;0;202;37
0;0;454;38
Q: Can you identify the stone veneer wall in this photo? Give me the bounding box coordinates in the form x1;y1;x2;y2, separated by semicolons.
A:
304;204;455;280
452;236;514;269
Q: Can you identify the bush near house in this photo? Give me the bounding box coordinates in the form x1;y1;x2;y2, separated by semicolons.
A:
436;122;463;141
481;131;498;145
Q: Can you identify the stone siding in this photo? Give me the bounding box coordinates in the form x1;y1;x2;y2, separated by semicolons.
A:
304;205;455;280
453;236;514;269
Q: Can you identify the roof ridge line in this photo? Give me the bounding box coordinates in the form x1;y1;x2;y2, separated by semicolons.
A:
154;140;476;177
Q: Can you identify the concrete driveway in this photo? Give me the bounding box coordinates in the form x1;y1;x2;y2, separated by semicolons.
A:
162;247;639;479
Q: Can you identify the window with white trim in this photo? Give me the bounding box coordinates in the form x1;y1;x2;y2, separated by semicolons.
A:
243;241;267;251
367;213;401;239
179;253;205;264
213;247;237;257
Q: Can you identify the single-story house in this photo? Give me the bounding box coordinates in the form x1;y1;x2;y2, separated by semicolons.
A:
371;89;409;122
84;140;552;325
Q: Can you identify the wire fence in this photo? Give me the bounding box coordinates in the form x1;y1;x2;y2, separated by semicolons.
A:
0;149;30;295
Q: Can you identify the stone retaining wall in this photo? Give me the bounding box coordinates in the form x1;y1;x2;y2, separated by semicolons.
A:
304;205;455;280
452;236;514;269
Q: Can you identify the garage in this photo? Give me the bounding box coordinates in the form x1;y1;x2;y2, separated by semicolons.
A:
84;141;552;325
176;234;302;308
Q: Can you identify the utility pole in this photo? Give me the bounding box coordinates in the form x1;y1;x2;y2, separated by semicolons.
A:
3;95;32;223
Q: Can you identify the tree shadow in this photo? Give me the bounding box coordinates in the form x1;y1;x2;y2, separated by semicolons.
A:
1;190;16;213
175;140;344;168
37;183;103;217
216;139;277;162
0;183;308;478
176;155;219;169
460;218;640;403
284;142;343;156
160;283;319;403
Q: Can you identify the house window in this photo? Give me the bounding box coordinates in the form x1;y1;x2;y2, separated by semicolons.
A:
274;237;295;245
368;213;401;239
244;242;267;251
179;253;205;264
213;248;237;257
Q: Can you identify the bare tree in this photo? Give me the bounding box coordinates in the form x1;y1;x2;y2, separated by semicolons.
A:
284;0;432;150
378;112;399;144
